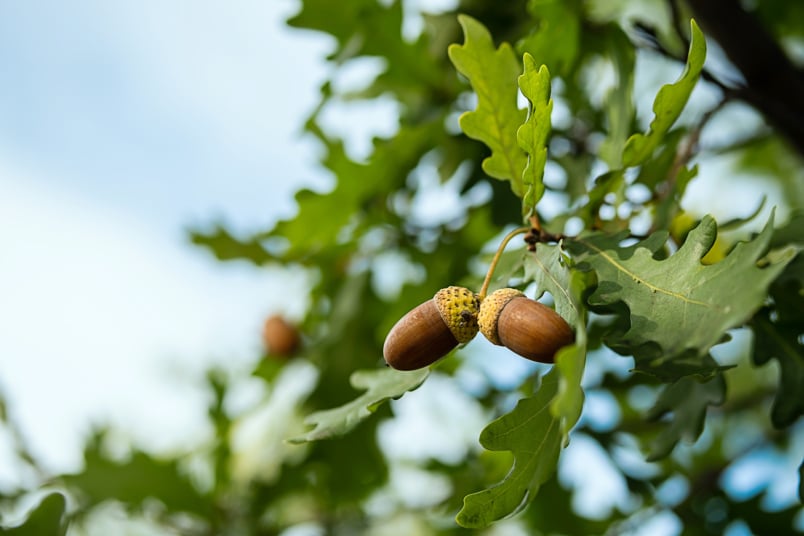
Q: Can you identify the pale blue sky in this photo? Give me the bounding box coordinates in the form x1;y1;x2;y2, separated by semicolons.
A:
0;0;331;476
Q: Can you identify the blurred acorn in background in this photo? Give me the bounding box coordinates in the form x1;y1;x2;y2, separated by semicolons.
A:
262;314;301;357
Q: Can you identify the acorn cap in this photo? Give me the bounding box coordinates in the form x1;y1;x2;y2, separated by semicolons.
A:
478;288;524;345
433;286;480;343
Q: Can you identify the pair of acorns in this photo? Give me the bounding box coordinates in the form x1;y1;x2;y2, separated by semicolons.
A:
383;286;574;370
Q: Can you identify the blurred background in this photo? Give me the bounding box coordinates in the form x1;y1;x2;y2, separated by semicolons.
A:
0;0;332;475
0;1;802;535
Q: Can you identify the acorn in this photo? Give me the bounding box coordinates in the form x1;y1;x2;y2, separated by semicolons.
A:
262;314;301;358
383;286;480;370
478;288;574;363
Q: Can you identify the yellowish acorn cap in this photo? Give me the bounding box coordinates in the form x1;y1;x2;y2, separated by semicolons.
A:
478;288;524;345
433;286;480;344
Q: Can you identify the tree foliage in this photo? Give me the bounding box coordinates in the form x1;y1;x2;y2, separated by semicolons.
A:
3;0;803;534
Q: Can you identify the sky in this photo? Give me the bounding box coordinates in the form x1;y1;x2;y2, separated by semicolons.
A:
0;0;332;477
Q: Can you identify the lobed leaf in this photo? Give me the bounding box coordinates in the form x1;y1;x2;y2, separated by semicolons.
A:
517;55;552;216
448;15;527;194
289;367;429;443
457;369;562;528
567;212;796;379
622;20;706;167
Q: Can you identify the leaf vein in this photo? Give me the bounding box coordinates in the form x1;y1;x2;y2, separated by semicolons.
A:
532;252;576;316
578;238;720;310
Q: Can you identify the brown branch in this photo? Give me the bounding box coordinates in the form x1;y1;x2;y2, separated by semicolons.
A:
685;0;804;158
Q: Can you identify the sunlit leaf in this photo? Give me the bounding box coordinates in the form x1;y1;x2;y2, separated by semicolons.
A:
290;367;429;443
622;20;706;166
457;369;562;528
517;55;552;216
448;15;527;193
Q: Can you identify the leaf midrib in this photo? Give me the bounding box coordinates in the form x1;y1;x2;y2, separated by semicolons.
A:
577;238;719;310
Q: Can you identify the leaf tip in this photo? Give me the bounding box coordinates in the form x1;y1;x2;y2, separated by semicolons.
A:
688;18;707;57
455;13;485;41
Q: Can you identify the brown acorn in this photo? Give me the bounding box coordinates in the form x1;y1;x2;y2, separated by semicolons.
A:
262;314;301;357
383;286;480;371
478;288;574;363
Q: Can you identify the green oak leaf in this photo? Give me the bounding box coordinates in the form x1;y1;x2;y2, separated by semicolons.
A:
622;20;706;167
290;367;429;443
523;244;590;439
457;369;562;528
2;493;67;536
448;15;527;194
517;55;552;216
645;373;726;460
567;212;796;379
